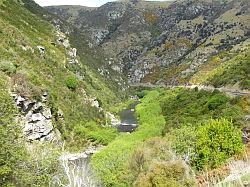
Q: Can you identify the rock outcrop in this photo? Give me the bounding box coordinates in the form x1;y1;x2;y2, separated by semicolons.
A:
12;93;60;142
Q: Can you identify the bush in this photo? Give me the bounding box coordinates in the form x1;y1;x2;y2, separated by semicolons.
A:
168;119;243;171
0;61;16;75
65;76;78;90
166;125;197;163
129;138;195;187
193;119;243;170
206;94;229;110
134;162;193;187
161;88;241;128
74;121;118;145
0;87;62;187
208;50;250;89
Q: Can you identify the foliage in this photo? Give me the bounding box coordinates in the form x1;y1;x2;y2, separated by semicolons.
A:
0;60;16;75
0;78;16;125
161;88;244;129
0;81;62;187
65;75;78;90
91;90;166;186
128;138;195;187
168;119;243;171
205;94;229;110
74;121;118;145
0;0;124;149
161;88;245;171
193;119;243;170
207;49;250;89
0;123;27;187
166;125;197;162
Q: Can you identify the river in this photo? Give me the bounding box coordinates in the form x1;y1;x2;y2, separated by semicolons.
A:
55;101;139;187
116;101;139;133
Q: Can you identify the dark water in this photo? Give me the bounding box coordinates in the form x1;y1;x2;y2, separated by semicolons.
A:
116;101;139;133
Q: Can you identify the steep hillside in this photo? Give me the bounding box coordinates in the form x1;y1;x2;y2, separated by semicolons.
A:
0;0;135;185
47;0;250;88
0;0;125;156
1;0;250;186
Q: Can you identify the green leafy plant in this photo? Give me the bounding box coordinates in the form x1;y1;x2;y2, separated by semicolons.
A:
74;121;118;145
0;60;16;75
65;76;78;90
193;119;243;170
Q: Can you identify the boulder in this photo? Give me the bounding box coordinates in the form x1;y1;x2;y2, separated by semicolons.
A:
42;108;52;119
28;113;45;122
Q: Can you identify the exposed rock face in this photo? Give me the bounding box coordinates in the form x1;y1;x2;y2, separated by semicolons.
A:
47;0;250;85
12;93;60;142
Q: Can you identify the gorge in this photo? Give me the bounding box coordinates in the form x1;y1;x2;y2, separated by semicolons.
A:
0;0;249;187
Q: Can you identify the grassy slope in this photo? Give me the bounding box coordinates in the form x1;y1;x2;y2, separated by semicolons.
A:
190;47;250;89
0;0;122;147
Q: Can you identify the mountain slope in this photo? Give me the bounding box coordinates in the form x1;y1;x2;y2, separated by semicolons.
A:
47;0;250;88
0;0;127;151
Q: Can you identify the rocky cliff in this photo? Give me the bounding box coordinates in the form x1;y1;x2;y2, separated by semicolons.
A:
47;0;250;87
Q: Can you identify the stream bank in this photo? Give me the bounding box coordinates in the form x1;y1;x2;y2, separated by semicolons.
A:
56;101;139;186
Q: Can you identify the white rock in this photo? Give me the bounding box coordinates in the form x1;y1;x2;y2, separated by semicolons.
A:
37;46;45;54
33;102;43;112
29;113;45;122
16;96;25;106
42;108;52;119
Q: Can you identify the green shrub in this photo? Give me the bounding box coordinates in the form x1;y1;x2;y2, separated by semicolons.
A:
206;94;229;110
65;76;78;90
168;119;243;171
0;61;16;75
74;121;118;145
0;85;62;187
136;90;149;99
208;50;250;89
161;88;241;128
166;125;197;161
193;119;243;170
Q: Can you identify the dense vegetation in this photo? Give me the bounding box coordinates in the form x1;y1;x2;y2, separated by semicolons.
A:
168;119;243;170
207;49;250;89
91;90;166;186
0;0;124;185
92;88;247;186
0;0;249;186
